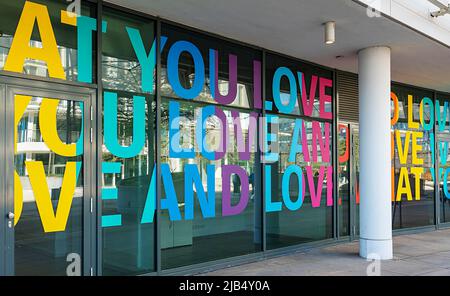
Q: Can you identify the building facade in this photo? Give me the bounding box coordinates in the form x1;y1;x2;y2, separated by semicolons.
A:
0;0;450;276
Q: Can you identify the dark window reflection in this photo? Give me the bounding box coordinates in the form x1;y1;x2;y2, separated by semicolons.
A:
391;84;435;229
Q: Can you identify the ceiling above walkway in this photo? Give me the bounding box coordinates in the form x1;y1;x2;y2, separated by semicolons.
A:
106;0;450;93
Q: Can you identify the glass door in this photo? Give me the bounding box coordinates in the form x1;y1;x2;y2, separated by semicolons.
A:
337;123;359;239
3;85;94;276
338;124;351;237
350;126;360;238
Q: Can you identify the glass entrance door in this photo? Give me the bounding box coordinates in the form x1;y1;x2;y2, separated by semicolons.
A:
337;123;359;239
350;126;360;238
2;85;94;276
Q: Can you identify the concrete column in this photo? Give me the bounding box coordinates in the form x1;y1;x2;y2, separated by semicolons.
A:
358;46;393;260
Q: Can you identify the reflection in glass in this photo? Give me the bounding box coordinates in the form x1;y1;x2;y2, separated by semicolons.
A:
391;85;435;229
338;124;350;237
265;53;333;118
160;100;261;269
101;7;156;275
101;93;156;275
352;130;360;236
266;117;333;249
436;93;450;223
0;0;94;81
160;24;259;109
15;96;83;276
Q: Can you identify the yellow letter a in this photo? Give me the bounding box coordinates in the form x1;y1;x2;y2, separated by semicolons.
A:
4;1;65;79
26;161;81;232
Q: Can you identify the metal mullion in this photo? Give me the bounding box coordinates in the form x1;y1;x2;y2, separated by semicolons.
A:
95;0;103;276
434;91;440;228
261;50;267;252
0;84;5;275
83;91;93;276
155;18;162;274
4;86;14;275
351;125;358;240
333;70;339;240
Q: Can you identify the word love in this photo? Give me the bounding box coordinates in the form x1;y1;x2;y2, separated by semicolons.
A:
391;92;450;201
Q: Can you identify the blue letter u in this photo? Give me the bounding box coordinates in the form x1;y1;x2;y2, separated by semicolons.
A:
104;91;145;158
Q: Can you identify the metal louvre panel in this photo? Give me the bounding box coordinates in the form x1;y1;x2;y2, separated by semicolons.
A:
338;72;359;123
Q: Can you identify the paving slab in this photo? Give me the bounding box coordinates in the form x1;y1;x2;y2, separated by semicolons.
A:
200;229;450;276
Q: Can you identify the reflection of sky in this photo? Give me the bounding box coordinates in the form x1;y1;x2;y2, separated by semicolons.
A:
280;92;299;108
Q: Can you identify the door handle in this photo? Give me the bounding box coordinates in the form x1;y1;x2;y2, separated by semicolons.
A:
7;212;14;220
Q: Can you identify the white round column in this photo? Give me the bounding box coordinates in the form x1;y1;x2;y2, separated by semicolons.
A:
358;46;393;260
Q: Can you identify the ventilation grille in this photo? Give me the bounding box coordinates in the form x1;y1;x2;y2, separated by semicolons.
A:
337;71;359;123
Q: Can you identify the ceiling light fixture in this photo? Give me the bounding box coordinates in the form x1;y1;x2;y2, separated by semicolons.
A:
324;21;336;45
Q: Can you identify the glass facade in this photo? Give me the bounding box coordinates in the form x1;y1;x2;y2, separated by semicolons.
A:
0;0;449;276
391;84;435;229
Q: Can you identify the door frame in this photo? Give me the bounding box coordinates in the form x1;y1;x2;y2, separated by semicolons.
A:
0;83;5;276
0;76;96;276
349;124;359;240
338;121;360;240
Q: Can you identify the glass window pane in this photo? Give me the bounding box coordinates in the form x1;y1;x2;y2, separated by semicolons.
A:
264;53;334;249
391;84;435;229
338;124;350;237
161;24;260;109
0;0;95;82
102;8;155;93
101;7;156;275
160;100;261;269
436;93;450;224
265;116;333;248
265;53;333;119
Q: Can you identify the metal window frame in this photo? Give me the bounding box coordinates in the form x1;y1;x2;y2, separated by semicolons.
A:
155;17;162;275
434;90;450;230
95;0;103;276
0;83;5;276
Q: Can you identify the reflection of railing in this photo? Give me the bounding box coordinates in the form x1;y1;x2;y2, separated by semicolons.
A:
17;128;42;143
17;130;81;145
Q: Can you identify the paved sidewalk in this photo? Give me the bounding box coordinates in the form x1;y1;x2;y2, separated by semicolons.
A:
202;229;450;276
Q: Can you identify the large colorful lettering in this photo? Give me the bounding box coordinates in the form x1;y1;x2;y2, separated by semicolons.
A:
391;90;449;202
7;1;335;233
